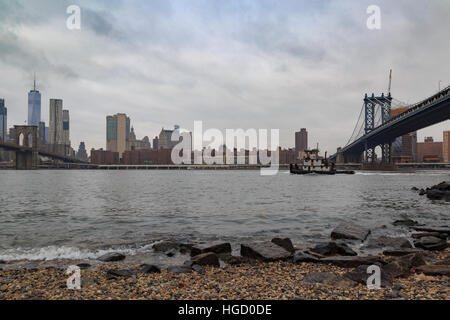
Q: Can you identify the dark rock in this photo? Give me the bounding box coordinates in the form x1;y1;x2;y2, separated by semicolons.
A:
293;251;321;263
139;264;161;273
344;265;393;288
411;187;419;191
392;219;419;227
217;254;253;266
192;264;206;274
190;242;232;257
106;268;136;279
241;241;292;262
167;265;192;274
412;226;450;235
310;242;357;256
331;222;370;241
166;249;177;257
321;255;384;268
383;253;426;278
411;232;446;239
426;189;448;200
416;265;450;276
153;240;180;252
271;238;295;253
301;272;337;284
191;252;220;267
365;236;413;249
414;236;448;251
419;189;426;196
383;248;424;257
0;260;6;264
76;263;91;270
97;252;126;262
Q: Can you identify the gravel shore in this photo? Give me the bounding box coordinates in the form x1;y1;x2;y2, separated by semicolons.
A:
1;254;448;300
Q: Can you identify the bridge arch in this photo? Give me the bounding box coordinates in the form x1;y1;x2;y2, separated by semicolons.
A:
14;125;38;169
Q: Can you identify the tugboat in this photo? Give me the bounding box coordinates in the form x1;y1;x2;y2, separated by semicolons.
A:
290;149;355;175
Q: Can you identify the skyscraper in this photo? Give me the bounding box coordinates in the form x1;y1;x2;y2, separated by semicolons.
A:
0;99;7;142
295;128;308;153
63;109;70;154
28;76;41;126
106;113;130;157
49;99;64;145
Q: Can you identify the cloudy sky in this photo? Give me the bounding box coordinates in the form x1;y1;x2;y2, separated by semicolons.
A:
0;0;449;153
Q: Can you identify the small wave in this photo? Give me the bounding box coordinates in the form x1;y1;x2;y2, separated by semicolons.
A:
0;242;158;262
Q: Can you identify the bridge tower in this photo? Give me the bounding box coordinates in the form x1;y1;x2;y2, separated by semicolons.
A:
364;93;392;163
14;125;38;170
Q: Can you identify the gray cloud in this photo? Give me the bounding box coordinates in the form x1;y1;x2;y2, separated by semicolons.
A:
0;0;448;154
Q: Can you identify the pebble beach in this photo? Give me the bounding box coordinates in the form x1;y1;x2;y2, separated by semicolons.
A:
1;249;448;300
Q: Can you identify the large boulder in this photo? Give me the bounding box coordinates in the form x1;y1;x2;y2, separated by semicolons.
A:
139;264;161;274
424;181;450;201
383;248;424;257
365;236;413;250
414;236;448;251
320;255;384;268
153;240;180;253
412;226;450;236
416;264;450;276
106;268;137;279
241;241;292;262
167;265;192;274
310;242;357;257
97;252;126;262
190;242;231;257
393;219;419;227
383;252;426;278
271;238;295;253
190;252;220;267
331;222;370;241
293;251;321;263
344;265;393;288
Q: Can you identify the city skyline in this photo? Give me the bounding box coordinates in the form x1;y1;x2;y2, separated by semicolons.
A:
0;0;449;154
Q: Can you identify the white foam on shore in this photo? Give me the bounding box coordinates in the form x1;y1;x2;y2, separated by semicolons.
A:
0;242;158;262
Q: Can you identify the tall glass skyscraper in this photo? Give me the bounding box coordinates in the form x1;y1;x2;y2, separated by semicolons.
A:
28;77;41;126
0;99;7;142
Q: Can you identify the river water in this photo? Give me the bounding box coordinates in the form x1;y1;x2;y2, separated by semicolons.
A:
0;170;449;262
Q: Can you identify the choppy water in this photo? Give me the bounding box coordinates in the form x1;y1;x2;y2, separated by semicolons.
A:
0;170;449;262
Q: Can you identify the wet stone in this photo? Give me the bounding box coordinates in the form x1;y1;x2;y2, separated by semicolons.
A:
414;236;448;251
241;242;292;262
392;219;419;227
331;222;370;241
190;242;232;257
416;264;450;276
139;264;161;274
365;236;413;250
106;268;137;279
97;252;126;262
293;251;321;264
321;255;384;268
310;242;357;257
271;238;295;253
191;252;220;267
383;248;425;257
344;265;393;288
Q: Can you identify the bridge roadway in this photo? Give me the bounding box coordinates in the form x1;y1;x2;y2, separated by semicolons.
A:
330;86;450;162
0;141;83;163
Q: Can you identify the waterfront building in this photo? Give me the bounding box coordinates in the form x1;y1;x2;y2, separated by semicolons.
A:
295;128;308;154
63;110;71;155
49;99;64;145
28;77;41;126
91;149;120;165
153;136;159;150
76;142;88;162
129;127;151;151
0;99;6;142
158;125;186;150
106;113;130;157
444;131;450;163
416;137;443;162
